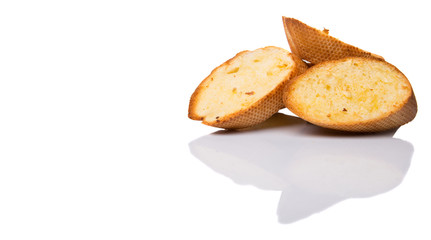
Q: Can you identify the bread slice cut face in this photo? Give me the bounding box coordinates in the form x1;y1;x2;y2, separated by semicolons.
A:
282;17;384;65
283;57;417;132
189;46;307;129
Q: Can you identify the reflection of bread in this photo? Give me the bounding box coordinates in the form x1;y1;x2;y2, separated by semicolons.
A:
282;17;384;65
283;57;417;132
189;46;307;129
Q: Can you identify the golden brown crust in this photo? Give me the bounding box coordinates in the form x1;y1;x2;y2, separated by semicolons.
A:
188;47;308;129
283;57;417;132
282;17;385;65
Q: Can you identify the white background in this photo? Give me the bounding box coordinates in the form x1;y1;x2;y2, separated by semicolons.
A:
1;0;430;239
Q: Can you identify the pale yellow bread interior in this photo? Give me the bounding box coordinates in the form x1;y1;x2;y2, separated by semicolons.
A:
284;57;417;132
189;46;307;129
282;17;384;65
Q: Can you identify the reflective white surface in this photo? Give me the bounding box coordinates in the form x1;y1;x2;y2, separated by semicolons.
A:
190;114;413;224
1;0;431;239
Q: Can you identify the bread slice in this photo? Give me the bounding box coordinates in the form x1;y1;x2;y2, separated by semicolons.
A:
282;17;384;65
189;46;307;129
283;57;417;132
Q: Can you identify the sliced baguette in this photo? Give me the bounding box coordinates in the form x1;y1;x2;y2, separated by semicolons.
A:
282;17;384;65
283;57;417;132
189;46;307;129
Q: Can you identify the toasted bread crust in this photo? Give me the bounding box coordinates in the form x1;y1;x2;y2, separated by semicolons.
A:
282;17;384;65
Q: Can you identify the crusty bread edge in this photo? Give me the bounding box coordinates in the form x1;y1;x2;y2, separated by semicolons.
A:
282;17;385;64
283;57;417;132
282;17;301;62
188;46;308;129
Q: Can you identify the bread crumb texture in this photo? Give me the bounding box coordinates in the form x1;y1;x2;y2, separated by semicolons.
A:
284;57;417;132
189;46;307;129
